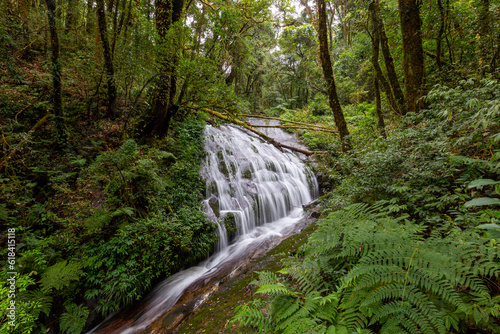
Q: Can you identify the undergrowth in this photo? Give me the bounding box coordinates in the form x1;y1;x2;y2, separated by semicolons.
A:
233;79;500;333
0;117;215;333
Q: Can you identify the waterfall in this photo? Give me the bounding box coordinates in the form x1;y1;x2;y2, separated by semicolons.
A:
202;124;317;250
88;123;318;334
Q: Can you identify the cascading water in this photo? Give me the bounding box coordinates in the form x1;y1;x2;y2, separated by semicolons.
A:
88;123;318;334
203;124;317;249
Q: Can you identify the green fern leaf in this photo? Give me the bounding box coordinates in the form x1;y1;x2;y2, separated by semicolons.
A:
40;260;82;293
60;303;89;334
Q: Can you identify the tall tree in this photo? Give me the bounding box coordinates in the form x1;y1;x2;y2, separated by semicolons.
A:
44;0;66;145
368;1;386;137
316;0;351;151
398;0;425;113
96;0;117;119
144;0;185;137
376;0;405;114
478;0;491;72
368;0;402;115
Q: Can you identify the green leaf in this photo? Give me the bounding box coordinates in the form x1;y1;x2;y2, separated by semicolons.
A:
60;303;89;334
464;197;500;207
40;261;83;293
476;223;500;229
488;230;500;240
468;179;500;189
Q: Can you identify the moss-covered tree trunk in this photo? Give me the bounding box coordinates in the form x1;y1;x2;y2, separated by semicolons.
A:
44;0;66;146
145;0;184;138
316;0;351;152
398;0;425;114
96;0;117;119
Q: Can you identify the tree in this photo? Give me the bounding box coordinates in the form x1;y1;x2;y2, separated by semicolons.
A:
398;0;425;113
478;0;491;72
44;0;66;145
316;0;351;151
376;0;405;114
96;0;117;119
144;0;185;138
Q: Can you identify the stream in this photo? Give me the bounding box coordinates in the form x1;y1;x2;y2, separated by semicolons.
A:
88;120;318;333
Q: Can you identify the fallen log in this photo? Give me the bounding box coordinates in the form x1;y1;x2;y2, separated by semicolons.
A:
249;124;337;133
203;108;326;156
241;113;336;132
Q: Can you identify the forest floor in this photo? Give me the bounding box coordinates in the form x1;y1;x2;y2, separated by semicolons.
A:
173;213;319;334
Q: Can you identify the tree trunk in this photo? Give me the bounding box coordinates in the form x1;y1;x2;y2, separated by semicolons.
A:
44;0;66;145
86;0;94;34
146;0;185;137
369;1;401;115
374;76;385;138
398;0;425;113
316;0;351;152
478;0;491;72
436;0;445;69
376;0;405;114
96;0;117;119
368;1;386;137
65;0;75;32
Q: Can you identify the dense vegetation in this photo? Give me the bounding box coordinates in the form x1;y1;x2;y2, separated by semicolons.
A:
1;0;500;333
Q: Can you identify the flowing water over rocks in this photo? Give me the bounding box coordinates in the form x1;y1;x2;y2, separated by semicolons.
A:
88;123;318;334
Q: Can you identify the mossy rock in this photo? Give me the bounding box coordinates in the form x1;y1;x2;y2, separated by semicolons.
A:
222;213;238;242
241;169;252;179
208;195;220;218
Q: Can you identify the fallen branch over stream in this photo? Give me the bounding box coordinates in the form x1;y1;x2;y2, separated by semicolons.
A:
241;113;337;132
249;124;337;133
203;108;326;156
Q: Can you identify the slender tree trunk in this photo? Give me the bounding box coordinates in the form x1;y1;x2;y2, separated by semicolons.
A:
19;0;29;38
316;0;351;151
178;6;204;105
398;0;425;113
368;1;399;114
376;0;405;114
374;76;386;137
86;0;94;33
436;0;445;69
44;0;66;145
478;0;491;72
66;0;74;32
369;1;385;138
96;0;117;119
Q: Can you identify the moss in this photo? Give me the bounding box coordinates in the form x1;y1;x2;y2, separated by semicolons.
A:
241;168;252;179
222;213;237;242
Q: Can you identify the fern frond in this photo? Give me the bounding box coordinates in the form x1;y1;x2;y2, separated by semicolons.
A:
60;303;89;334
40;261;82;293
256;283;297;297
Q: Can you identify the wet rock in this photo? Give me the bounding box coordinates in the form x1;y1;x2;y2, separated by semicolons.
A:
208;195;219;218
221;212;237;243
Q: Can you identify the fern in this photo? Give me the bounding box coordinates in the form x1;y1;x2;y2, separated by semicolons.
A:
232;299;271;332
40;260;83;293
234;202;500;333
25;289;52;318
313;203;500;333
59;303;89;334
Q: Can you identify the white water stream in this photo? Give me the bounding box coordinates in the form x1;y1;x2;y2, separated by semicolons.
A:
89;122;318;333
